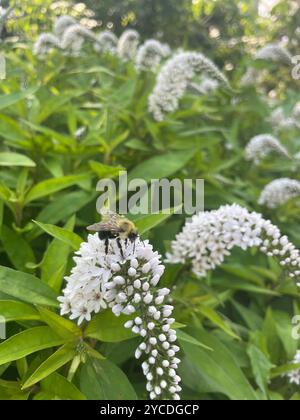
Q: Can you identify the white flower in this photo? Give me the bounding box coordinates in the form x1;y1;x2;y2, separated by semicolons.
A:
269;108;297;132
33;33;60;58
61;24;98;55
117;29;140;60
166;204;300;281
59;234;181;400
94;31;118;54
135;39;171;72
255;43;292;65
245;134;289;164
54;15;77;38
285;351;300;385
149;51;229;121
259;178;300;209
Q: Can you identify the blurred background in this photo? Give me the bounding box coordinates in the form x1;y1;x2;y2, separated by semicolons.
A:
1;1;299;59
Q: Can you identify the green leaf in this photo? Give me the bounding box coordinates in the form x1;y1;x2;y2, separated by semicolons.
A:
128;149;196;183
37;307;81;339
33;221;82;250
24;174;91;204
231;300;263;331
22;344;77;389
247;344;274;399
0;152;36;167
28;191;94;240
41;216;75;292
89;161;124;179
0;300;40;322
0;327;65;365
197;305;240;340
0;87;38;111
0;265;58;307
181;329;258;400
0;226;36;272
84;310;134;343
133;206;182;235
177;330;212;351
80;357;137;400
40;372;86;400
272;311;298;360
271;362;300;378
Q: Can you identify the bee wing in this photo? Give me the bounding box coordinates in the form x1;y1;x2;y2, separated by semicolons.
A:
87;220;122;233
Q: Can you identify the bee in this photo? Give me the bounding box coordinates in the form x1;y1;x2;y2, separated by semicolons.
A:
87;210;139;256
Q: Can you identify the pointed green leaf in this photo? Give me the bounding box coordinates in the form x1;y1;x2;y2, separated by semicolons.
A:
22;344;77;389
37;307;81;339
0;266;58;307
80;357;137;400
0;152;36;167
0;300;40;322
24;174;91;204
33;221;82;250
0;327;65;365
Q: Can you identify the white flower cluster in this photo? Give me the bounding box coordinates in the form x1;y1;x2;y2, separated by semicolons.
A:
33;33;60;57
149;51;229;121
117;29;140;61
269;108;297;132
61;24;98;55
255;43;292;65
94;31;118;54
258;178;300;209
59;234;181;400
166;204;300;282
245;134;289;164
135;40;170;72
54;15;76;38
285;351;300;385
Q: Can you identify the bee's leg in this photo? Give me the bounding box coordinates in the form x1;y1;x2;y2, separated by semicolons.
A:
116;238;124;259
105;238;109;254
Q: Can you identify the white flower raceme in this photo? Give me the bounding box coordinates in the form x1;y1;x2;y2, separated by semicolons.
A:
135;40;171;72
117;29;140;60
255;43;292;65
245;134;289;164
258;178;300;209
148;51;229;121
54;15;77;38
285;351;300;385
33;33;60;57
269;108;297;132
59;234;181;400
61;24;98;55
166;204;300;282
94;31;118;54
